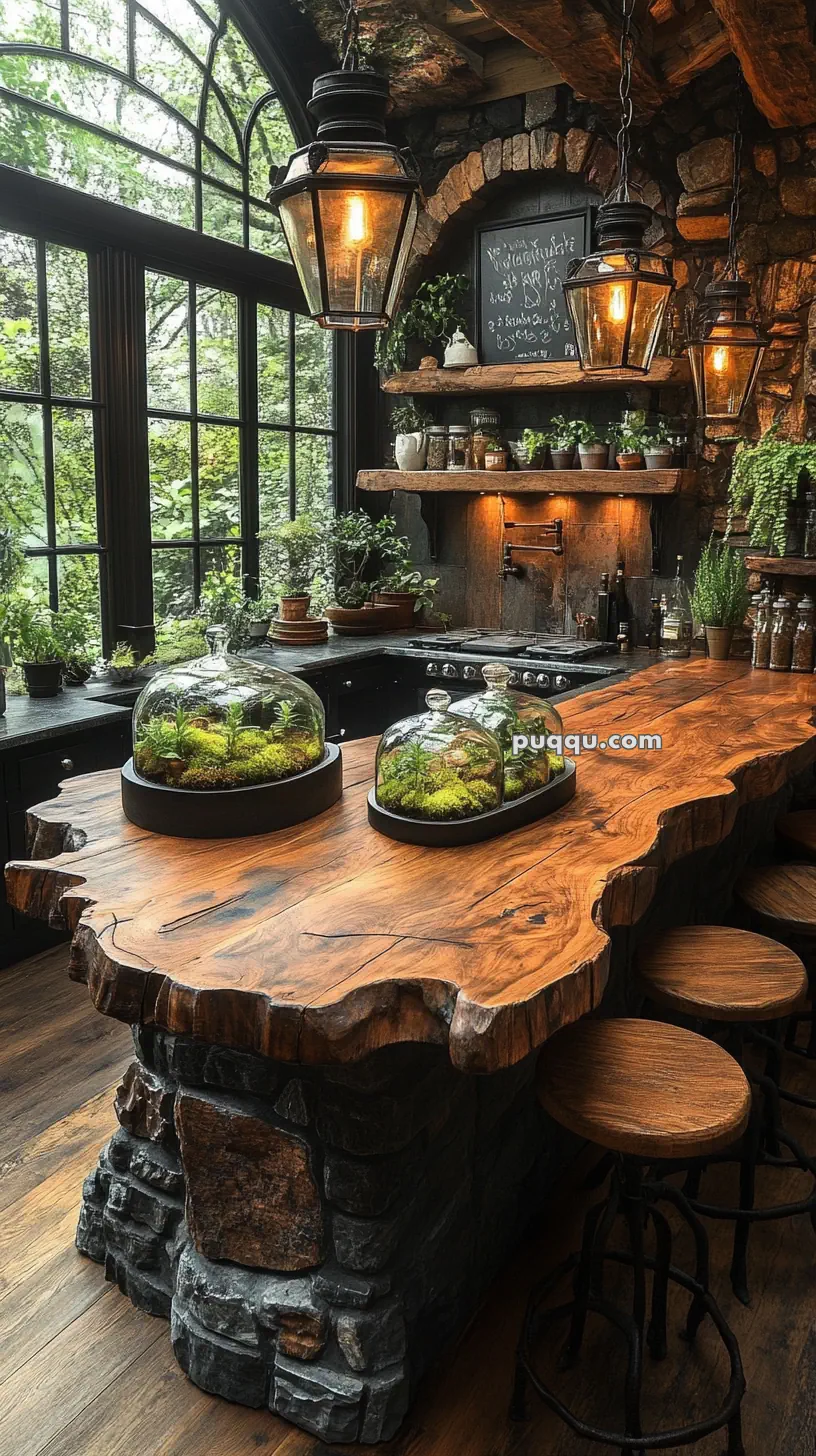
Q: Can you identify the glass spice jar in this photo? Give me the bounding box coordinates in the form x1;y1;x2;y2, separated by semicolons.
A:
425;425;448;472
751;588;772;670
792;595;815;673
470;407;501;470
769;594;794;672
446;424;471;472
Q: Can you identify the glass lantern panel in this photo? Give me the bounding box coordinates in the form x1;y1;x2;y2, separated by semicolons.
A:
320;149;406;177
278;191;323;317
132;629;325;790
567;259;634;370
374;688;503;821
627;277;673;371
690;335;764;419
317;186;410;326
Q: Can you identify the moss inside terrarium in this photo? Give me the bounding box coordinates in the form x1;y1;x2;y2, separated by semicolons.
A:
375;737;501;820
134;699;323;790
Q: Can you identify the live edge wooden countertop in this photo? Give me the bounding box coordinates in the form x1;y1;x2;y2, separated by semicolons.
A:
6;659;816;1074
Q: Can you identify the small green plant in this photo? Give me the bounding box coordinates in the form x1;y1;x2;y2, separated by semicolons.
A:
642;420;672;449
222;702;244;759
390;400;432;435
374;516;438;609
522;428;550;466
109;642;137;669
54;607;99;677
5;601;65;664
690;539;750;628
135;716;179;762
375;273;469;373
727;424;816;556
330;510;378;608
261;514;326;599
546;414;582;450
573;419;608;447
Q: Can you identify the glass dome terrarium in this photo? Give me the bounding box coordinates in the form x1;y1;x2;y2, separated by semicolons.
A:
454;663;565;800
122;627;342;838
374;689;503;822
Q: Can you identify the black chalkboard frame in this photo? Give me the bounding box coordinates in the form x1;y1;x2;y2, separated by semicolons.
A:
474;206;595;366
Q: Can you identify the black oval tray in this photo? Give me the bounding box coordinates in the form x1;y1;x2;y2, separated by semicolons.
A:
121;743;342;839
367;758;576;846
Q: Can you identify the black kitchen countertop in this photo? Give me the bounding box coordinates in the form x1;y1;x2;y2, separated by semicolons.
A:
0;631;650;755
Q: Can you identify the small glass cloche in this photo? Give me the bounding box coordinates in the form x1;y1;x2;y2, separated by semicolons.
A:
375;688;503;821
454;662;565;801
132;626;325;791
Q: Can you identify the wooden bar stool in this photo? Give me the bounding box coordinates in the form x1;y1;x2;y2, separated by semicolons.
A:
637;925;814;1304
512;1018;749;1455
738;862;816;1060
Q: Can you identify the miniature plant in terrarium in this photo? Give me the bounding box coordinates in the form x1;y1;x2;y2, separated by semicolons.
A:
132;626;325;792
454;662;565;801
374;688;503;821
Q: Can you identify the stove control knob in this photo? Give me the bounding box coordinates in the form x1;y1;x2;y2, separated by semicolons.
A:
425;660;440;675
554;673;569;691
536;673;550;690
507;670;520;686
522;671;537;687
462;665;479;680
442;662;458;678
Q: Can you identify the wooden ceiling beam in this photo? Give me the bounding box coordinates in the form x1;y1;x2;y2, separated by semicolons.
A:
706;0;816;128
467;0;668;112
656;2;730;91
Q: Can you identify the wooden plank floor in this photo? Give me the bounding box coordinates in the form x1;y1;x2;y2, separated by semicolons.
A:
1;945;814;1456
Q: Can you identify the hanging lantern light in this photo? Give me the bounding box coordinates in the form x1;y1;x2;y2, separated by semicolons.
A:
687;83;768;421
268;0;420;331
562;0;675;373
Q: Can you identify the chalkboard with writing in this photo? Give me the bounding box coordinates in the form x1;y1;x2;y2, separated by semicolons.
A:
475;209;593;365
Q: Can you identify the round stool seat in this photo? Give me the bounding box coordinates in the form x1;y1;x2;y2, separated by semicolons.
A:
777;810;816;860
637;925;807;1022
737;862;816;936
538;1018;750;1161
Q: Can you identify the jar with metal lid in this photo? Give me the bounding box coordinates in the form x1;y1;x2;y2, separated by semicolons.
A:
425;425;448;472
792;595;815;673
751;588;771;670
446;424;471;472
769;595;794;671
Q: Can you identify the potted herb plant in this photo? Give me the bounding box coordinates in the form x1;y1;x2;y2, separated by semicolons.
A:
643;421;673;470
575;420;611;470
375;273;470;374
727;425;816;557
6;601;65;697
106;641;144;683
326;511;401;634
245;595;276;641
517;429;550;470
615;422;646;471
262;514;324;620
691;538;750;660
391;400;431;472
0;527;25;716
483;437;508;471
547;415;580;470
373;518;438;627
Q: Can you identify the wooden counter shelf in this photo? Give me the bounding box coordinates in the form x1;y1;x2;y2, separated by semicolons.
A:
746;555;816;578
358;467;693;496
380;356;691;395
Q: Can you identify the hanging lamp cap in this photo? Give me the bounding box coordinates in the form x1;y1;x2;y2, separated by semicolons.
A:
703;277;751;304
595;199;654;251
308;70;391;142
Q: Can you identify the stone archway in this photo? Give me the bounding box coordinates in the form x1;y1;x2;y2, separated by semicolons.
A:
408;128;671;280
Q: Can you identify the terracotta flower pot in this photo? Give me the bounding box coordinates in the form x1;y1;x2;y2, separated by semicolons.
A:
326;603;402;636
578;444;610;470
372;591;418;629
279;595;310;622
704;624;734;661
616;452;644;471
550;448;575;470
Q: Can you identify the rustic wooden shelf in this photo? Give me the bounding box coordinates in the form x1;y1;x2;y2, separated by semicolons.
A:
358;468;693;496
746;555;816;578
381;357;691;395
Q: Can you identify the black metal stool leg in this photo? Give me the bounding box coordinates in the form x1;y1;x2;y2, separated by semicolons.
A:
645;1203;672;1362
561;1195;607;1370
731;1098;760;1307
621;1162;646;1455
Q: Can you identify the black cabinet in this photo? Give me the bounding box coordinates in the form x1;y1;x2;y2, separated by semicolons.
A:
304;658;418;745
1;719;131;967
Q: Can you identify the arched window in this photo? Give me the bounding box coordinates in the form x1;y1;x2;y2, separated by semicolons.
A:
0;0;298;255
0;1;343;654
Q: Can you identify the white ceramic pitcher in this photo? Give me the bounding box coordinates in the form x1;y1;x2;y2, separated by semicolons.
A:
395;430;428;471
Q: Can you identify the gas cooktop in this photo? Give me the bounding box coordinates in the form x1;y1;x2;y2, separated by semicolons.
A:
408;631;616;662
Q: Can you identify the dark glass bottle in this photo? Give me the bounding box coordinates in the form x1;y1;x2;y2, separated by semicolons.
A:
598;571;610;641
609;561;630;644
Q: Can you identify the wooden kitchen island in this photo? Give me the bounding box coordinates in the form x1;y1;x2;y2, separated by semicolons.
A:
6;658;816;1442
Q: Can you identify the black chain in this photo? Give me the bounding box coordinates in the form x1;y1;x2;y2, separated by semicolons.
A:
727;73;745;278
614;0;636;202
339;0;361;70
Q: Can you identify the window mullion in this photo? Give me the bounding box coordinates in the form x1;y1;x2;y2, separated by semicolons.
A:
189;281;201;605
35;240;58;608
288;311;296;519
239;295;259;593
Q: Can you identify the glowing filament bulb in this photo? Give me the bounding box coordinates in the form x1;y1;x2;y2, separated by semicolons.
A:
712;346;729;374
609;285;627;323
345;195;367;246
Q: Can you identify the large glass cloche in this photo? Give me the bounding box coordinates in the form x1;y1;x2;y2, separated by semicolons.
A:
454;662;565;801
132;627;325;791
375;688;503;821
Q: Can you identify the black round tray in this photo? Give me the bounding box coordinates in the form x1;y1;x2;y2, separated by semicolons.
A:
121;743;342;839
367;758;576;846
